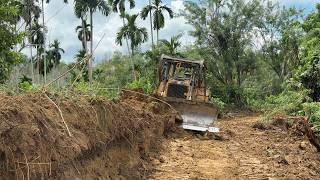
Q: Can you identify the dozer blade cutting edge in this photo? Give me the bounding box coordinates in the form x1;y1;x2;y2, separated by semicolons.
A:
165;98;219;133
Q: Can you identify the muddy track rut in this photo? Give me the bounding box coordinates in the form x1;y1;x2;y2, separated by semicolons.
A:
150;114;320;179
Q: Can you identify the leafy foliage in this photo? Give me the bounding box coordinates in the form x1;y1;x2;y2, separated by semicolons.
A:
300;57;320;101
303;102;320;134
183;0;266;104
141;0;174;42
116;14;148;56
126;77;153;94
0;0;25;83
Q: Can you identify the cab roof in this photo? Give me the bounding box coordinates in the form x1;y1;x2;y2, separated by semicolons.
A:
160;55;205;67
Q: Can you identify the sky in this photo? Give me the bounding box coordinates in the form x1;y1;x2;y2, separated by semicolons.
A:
24;0;319;64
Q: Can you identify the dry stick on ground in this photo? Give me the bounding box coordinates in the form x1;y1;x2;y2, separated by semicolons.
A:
44;93;72;137
8;147;18;180
23;153;30;180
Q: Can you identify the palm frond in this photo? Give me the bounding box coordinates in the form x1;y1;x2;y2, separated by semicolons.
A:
140;5;153;19
161;5;174;18
153;10;165;30
97;0;111;16
116;26;127;46
111;0;120;12
154;0;161;7
128;0;135;9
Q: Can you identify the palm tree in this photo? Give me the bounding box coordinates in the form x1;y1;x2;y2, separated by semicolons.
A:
160;34;182;56
110;0;135;13
116;14;148;80
72;49;88;81
141;0;173;44
30;21;45;80
42;40;65;76
41;0;68;83
74;0;111;84
49;39;65;66
18;0;41;82
110;0;135;55
116;14;148;56
75;20;91;50
18;0;41;28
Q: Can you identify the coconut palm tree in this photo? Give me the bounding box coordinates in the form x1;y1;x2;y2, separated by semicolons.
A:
141;0;173;44
74;0;111;84
116;14;148;80
110;0;135;55
76;20;91;50
160;34;182;56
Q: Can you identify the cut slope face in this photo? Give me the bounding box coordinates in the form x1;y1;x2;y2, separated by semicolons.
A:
0;92;175;179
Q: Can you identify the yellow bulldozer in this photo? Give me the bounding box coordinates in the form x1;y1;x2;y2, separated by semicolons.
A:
155;55;219;132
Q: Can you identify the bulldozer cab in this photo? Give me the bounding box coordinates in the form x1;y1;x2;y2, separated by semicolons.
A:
156;55;209;102
156;55;219;133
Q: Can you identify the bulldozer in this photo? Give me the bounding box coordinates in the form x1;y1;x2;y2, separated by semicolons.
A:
155;55;219;132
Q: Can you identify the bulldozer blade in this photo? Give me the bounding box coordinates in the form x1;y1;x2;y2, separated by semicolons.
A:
165;98;219;133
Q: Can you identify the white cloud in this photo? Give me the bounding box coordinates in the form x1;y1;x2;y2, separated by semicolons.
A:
26;0;316;63
26;0;194;64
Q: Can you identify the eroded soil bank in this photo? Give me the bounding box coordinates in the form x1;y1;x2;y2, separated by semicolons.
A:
0;92;176;179
150;113;320;179
1;91;319;180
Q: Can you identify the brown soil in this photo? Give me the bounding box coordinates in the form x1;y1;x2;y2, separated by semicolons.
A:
1;91;320;180
150;113;320;179
0;91;175;180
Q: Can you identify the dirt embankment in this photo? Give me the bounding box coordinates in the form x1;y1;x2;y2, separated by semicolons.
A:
0;91;176;179
150;113;320;179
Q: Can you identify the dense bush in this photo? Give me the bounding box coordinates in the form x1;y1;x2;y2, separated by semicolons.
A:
126;77;153;94
300;57;320;101
303;102;320;134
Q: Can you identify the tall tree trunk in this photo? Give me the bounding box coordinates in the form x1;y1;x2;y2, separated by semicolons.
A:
157;29;159;45
89;9;93;85
28;24;34;83
122;16;131;56
130;43;136;81
149;0;154;49
81;17;88;52
42;0;47;84
37;46;40;83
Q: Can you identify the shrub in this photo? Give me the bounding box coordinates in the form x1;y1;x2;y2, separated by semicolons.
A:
264;90;310;115
303;102;320;134
210;97;226;112
126;77;154;94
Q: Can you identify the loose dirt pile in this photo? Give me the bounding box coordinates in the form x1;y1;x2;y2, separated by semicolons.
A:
150;113;320;179
253;116;320;152
0;91;176;179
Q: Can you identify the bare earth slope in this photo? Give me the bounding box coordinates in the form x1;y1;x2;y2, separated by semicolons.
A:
150;113;320;179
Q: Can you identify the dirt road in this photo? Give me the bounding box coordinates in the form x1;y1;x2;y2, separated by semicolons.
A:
150;113;320;179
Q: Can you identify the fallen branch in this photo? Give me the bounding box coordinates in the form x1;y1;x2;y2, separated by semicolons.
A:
43;93;72;137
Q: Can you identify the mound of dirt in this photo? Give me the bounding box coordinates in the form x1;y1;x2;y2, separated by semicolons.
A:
253;116;320;152
0;91;175;179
